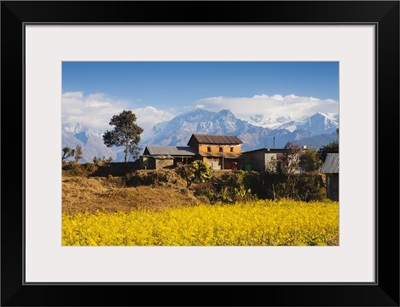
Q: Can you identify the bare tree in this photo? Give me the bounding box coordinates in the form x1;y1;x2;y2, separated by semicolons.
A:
74;144;83;162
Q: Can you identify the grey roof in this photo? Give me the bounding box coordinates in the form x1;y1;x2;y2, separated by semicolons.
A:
143;146;196;156
320;153;339;173
188;134;243;145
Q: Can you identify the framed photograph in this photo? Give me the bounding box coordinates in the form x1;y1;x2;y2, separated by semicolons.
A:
2;1;399;306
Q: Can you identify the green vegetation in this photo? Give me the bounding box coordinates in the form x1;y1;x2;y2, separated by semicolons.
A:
62;161;334;247
103;110;144;162
74;144;83;162
299;148;323;172
177;160;212;187
62;144;84;163
93;156;113;165
317;129;339;162
62;146;75;161
63;162;327;203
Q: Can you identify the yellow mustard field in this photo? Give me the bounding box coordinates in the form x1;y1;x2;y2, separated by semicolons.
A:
62;200;339;246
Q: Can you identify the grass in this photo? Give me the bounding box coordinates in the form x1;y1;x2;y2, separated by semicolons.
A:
62;176;198;214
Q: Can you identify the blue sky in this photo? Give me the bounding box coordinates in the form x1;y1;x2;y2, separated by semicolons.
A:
62;62;339;131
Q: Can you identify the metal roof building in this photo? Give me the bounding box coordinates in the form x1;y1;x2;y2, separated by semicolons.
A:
143;146;197;157
141;134;244;170
187;134;243;145
320;153;339;201
320;153;339;173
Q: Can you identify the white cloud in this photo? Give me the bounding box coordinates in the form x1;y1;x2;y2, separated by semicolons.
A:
62;92;174;132
192;94;338;122
62;92;125;130
132;106;174;131
62;91;338;132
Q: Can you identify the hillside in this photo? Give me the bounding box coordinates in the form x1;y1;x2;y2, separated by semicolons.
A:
62;161;327;216
62;176;199;214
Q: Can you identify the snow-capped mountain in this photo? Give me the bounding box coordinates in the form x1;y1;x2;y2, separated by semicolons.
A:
143;109;249;144
142;109;319;151
62;124;125;163
248;114;294;130
292;131;338;149
247;112;338;134
62;109;339;162
295;112;338;135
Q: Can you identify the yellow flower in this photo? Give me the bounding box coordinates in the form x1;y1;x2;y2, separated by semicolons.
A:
62;200;338;246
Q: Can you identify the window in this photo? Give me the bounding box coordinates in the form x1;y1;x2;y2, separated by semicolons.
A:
219;147;223;152
207;146;211;152
230;147;234;152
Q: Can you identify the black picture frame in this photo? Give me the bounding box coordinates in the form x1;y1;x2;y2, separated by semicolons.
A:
1;1;399;306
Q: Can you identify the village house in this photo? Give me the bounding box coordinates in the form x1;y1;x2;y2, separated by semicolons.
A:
242;147;306;172
320;153;339;201
187;134;243;170
140;146;196;170
140;133;244;170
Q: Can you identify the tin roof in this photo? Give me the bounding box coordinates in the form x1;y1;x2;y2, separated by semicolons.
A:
143;146;196;156
320;153;339;173
188;134;243;145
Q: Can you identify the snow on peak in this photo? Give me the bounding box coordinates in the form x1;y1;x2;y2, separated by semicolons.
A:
62;123;105;138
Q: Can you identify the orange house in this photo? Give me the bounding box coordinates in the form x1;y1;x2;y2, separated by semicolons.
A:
187;134;243;170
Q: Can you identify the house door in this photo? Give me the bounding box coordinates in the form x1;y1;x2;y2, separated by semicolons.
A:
206;159;221;170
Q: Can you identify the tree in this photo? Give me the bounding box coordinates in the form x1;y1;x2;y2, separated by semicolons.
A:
317;142;339;162
274;142;302;176
317;128;339;162
299;148;322;172
103;110;144;162
178;160;212;187
93;156;113;164
267;142;302;199
74;144;83;162
62;146;75;161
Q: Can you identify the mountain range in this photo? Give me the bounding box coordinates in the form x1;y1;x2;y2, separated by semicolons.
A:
62;109;338;162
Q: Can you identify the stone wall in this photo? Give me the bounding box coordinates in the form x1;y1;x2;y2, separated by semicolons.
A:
155;158;174;170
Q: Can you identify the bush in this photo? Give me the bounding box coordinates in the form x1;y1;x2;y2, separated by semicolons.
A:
211;170;246;189
177;160;212;187
193;172;257;204
193;182;219;203
243;171;325;201
93;156;113;166
243;171;284;200
62;161;88;177
124;170;179;187
84;163;98;173
294;173;326;201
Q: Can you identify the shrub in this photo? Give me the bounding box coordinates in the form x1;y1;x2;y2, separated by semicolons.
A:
177;160;212;187
84;163;98;173
193;174;257;204
62;161;87;177
193;182;219;203
294;173;326;201
242;171;325;201
124;170;178;187
299;148;322;172
93;156;113;166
